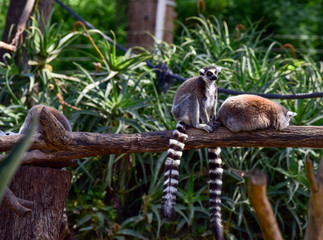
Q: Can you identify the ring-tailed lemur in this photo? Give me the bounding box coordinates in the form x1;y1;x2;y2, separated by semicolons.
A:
161;65;224;240
217;94;297;132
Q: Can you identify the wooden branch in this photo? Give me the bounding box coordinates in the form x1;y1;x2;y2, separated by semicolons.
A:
248;169;283;240
37;107;323;152
18;150;79;167
0;126;323;154
3;187;33;217
304;157;323;240
0;106;323;167
0;41;16;52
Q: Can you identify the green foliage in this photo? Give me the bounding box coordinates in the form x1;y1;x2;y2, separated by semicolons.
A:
0;0;9;40
176;0;323;59
151;16;323;239
0;12;322;240
0;15;81;114
51;0;128;44
25;16;80;69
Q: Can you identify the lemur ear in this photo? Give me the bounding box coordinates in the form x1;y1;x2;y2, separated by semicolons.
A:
217;66;222;73
198;68;205;76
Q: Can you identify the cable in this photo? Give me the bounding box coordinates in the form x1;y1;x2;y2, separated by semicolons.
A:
218;88;323;99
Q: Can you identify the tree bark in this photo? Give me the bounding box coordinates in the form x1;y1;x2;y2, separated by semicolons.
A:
1;125;323;154
0;166;72;240
127;0;157;48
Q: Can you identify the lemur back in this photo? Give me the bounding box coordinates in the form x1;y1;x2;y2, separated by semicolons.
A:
218;94;297;132
161;65;224;240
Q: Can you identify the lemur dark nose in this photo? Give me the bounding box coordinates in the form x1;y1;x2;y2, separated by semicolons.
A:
212;76;217;80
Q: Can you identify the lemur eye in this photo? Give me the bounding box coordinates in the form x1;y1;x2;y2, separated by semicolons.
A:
207;72;212;76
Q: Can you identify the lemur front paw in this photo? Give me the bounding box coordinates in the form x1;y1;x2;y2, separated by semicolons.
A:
204;125;214;133
196;124;214;133
211;121;221;131
203;121;220;133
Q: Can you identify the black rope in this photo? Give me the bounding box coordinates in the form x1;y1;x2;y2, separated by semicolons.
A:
218;88;323;99
55;0;323;100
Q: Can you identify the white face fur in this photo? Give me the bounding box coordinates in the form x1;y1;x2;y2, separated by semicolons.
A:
198;66;222;81
286;111;297;121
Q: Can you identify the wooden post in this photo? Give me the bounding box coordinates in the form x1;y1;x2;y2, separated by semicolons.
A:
0;166;72;240
127;0;176;48
163;0;177;44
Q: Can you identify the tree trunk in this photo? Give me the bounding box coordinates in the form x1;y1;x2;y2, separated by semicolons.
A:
127;0;176;48
0;166;72;240
127;0;157;49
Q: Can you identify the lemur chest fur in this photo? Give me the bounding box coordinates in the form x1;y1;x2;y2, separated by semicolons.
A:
204;81;217;110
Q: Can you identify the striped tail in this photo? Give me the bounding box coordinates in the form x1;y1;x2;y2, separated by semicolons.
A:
208;147;224;240
161;121;188;219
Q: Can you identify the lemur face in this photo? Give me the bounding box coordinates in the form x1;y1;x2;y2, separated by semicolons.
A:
198;66;222;81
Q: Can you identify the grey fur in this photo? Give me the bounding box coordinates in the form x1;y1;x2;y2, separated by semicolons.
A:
162;65;224;239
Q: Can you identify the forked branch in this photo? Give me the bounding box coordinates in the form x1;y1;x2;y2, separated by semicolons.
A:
3;187;33;217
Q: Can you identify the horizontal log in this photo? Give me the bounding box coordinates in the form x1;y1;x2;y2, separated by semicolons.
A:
0;105;322;163
1;126;323;155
